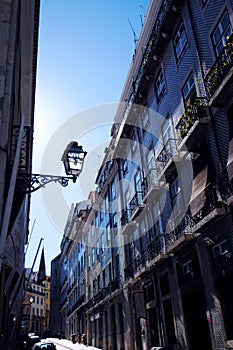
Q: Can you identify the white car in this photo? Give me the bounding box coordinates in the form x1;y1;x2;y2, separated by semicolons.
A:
32;342;56;350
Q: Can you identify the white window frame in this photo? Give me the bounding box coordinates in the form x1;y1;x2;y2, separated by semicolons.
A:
174;22;187;61
155;68;166;101
212;10;233;56
182;72;195;104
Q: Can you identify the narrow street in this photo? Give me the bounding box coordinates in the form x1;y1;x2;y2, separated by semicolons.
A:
45;338;102;350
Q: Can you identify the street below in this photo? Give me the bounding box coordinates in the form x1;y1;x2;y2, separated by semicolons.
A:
44;338;102;350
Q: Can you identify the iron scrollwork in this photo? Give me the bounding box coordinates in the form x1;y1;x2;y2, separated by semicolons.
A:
17;173;73;193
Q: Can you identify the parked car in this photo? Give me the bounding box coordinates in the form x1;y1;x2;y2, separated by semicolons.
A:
32;342;56;350
27;336;40;349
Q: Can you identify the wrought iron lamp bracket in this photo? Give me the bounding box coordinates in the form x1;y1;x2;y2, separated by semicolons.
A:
18;173;76;193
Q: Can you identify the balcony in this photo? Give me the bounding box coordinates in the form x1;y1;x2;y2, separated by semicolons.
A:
120;191;145;233
96;160;114;195
132;0;184;101
204;34;233;106
176;98;210;150
124;214;195;280
191;184;227;231
142;168;166;204
157;138;178;176
130;190;145;220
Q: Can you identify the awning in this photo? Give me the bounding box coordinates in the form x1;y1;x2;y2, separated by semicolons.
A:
190;165;208;216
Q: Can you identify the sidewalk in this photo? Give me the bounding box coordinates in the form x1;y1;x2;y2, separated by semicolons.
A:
46;337;102;350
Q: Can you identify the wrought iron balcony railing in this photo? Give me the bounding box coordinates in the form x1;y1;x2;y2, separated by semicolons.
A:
157;138;177;171
130;190;144;217
120;207;132;226
142;168;157;191
176;97;209;140
192;184;223;225
120;190;145;226
124;185;225;281
204;34;233;99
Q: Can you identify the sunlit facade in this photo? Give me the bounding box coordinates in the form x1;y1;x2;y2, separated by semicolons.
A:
56;0;233;349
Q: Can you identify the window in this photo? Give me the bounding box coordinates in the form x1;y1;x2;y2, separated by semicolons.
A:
131;129;137;154
182;72;196;105
212;10;233;56
105;192;109;213
142;106;150;131
92;248;95;265
170;178;180;209
155;68;166;102
182;260;194;281
173;22;187;60
134;171;142;193
122;159;128;176
162;116;173;146
95;213;99;228
106;222;111;242
213;240;228;257
155;215;163;236
93;280;97;295
108;262;112;282
146;147;155;171
161;115;175;158
102;269;106;287
96;241;100;259
115;254;120;279
125;187;130;208
111;213;117;228
101;232;105;253
146;147;157;184
110;177;117;200
100;200;104;222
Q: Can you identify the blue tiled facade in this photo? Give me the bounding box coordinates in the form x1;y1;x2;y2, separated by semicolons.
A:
57;1;233;349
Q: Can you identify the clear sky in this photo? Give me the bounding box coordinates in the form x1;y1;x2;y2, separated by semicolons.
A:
25;0;151;274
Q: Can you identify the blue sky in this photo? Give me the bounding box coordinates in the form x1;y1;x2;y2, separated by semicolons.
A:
25;0;150;274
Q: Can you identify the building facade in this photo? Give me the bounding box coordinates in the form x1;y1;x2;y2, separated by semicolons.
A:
56;0;233;349
50;254;61;337
0;0;40;348
21;269;51;337
43;276;51;336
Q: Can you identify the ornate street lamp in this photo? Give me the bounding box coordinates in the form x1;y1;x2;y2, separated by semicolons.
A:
61;141;87;180
18;141;87;193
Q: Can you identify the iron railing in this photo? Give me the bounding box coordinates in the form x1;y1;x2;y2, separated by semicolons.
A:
176;97;209;140
204;34;233;98
157;138;177;171
124;188;223;281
